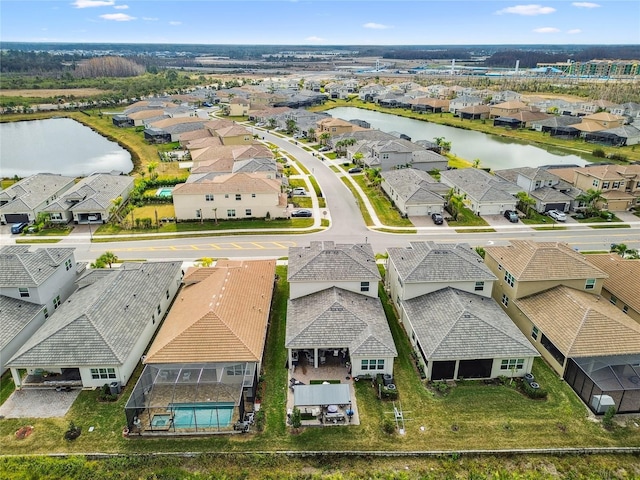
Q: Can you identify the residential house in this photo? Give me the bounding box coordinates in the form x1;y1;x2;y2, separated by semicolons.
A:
493;111;551;129
584;125;640;147
440;168;518;216
0;246;79;373
350;139;447;172
530;116;582;138
489;101;528;118
458;105;491;120
358;84;386;102
449;95;484;115
144;117;207;143
385;242;537;381
585;254;640;324
482;241;640;414
7;261;183;390
41;173;134;225
228;97;250;116
494;167;575;213
0;174;76;225
409;98;449;113
316;117;363;140
573;112;626;138
172;172;287;221
125;259;276;433
380;169;446;217
552;164;640;211
208;125;254;146
286;242;397;377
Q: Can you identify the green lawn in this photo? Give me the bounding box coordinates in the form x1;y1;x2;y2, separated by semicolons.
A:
351;176;413;227
446;206;491;228
340;178;374;226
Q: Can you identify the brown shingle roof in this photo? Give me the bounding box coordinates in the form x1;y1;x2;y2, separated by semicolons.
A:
144;259;275;364
584;254;640;314
484;241;607;281
515;286;640;357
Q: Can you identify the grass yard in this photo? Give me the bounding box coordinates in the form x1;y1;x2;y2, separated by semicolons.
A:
446;207;491;228
351;176;413;227
340;178;374;226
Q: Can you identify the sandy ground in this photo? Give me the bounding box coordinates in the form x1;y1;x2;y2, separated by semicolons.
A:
0;88;106;97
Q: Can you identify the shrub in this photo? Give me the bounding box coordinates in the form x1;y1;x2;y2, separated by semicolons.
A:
64;421;81;441
592;148;606;158
607;153;628;162
290;407;302;429
382;418;396;435
602;406;616;430
522;381;548;399
432;380;450;395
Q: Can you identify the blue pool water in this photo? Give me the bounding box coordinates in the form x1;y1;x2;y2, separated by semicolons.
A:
156;187;174;197
170;402;235;428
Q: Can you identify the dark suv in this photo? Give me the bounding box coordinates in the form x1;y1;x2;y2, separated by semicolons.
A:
504;210;518;223
431;213;444;225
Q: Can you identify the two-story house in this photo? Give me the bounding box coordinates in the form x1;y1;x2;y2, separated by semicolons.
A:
172;172;286;222
484;241;640;414
285;242;397;377
124;259;276;433
228;97;250;116
385;242;537;381
0;246;80;373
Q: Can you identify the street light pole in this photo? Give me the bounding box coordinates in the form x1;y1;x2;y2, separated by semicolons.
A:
88;219;93;241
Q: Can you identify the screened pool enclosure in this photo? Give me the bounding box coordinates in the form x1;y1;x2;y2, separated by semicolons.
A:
125;363;255;433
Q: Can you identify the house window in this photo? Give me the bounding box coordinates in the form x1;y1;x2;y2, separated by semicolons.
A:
44;307;49;319
18;287;30;298
65;259;72;271
610;295;617;305
245;209;252;216
236;194;242;201
501;294;509;307
475;281;484;291
500;359;525;371
531;326;539;340
602;181;610;189
195;210;201;219
50;212;63;221
205;194;214;201
360;281;370;292
504;271;515;287
613;181;621;189
157;305;161;315
227;209;236;217
592;179;599;187
361;359;384;370
252;193;256;198
53;295;61;309
166;290;170;299
91;368;116;380
152;315;155;325
225;194;229;198
226;364;244;376
498;264;503;271
623;305;629;314
382;153;389;159
585;279;596;290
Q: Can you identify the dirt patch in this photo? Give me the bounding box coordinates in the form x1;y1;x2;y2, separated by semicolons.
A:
0;88;107;98
15;425;34;439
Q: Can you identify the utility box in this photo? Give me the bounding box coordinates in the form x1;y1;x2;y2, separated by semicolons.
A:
109;381;121;395
591;394;615;414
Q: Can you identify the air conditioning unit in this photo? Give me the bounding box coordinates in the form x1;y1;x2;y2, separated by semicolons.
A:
591;394;615;414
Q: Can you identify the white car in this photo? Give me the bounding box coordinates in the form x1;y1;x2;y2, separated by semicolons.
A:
548;210;566;222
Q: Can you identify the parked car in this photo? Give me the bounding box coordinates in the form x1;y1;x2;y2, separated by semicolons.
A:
291;209;312;218
202;102;213;107
290;187;308;196
548;209;567;222
348;167;363;174
319;146;331;152
10;222;29;234
431;213;444;225
504;210;519;223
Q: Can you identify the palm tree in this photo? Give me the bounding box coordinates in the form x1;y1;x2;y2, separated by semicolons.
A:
307;127;316;141
610;243;640;259
198;257;214;267
576;189;605;217
109;196;123;223
319;132;331;146
102;251;118;268
516;192;537;219
434;136;452;153
147;161;158;181
353;152;364;166
472;158;481;169
285;119;298;135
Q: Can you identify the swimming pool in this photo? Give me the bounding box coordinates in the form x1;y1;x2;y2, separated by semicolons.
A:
156;187;174;198
170;402;235;429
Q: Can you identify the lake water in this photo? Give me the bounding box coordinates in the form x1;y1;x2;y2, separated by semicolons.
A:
326;107;591;170
0;118;133;178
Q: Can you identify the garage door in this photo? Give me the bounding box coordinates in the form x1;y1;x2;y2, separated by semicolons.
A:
544;203;566;213
4;213;29;224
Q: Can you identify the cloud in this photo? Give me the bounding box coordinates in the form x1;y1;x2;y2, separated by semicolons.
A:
100;13;135;21
533;27;561;33
114;4;129;9
73;0;115;8
306;36;325;42
363;22;392;30
169;21;182;26
567;28;582;34
496;4;556;15
572;2;600;7
142;17;158;21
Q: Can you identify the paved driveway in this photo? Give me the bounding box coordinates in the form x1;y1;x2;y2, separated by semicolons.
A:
0;389;80;418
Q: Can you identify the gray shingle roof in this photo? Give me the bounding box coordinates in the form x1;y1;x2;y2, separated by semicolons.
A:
0;246;75;287
285;287;397;357
288;242;380;282
0;174;75;211
0;296;44;350
387;242;496;283
440;168;518;203
7;262;182;367
403;287;539;360
43;174;134;213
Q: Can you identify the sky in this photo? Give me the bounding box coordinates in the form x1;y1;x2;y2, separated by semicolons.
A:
1;0;639;45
